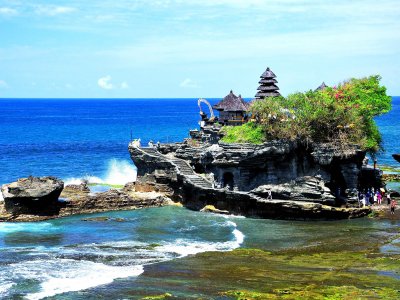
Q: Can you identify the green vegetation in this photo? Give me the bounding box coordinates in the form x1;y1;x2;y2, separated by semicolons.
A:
221;122;264;144
88;183;124;189
201;245;400;300
222;75;391;153
141;293;173;300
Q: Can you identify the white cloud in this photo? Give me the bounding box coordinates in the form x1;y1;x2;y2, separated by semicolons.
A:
98;76;128;90
0;80;8;88
98;75;114;90
35;5;76;16
0;7;17;16
180;78;198;88
121;81;129;89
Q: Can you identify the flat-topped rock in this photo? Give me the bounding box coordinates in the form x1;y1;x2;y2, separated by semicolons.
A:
1;176;64;215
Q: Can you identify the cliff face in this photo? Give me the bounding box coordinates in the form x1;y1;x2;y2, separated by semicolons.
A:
129;140;371;219
159;140;366;196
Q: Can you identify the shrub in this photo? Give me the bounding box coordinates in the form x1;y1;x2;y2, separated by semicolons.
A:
221;122;264;144
225;75;391;153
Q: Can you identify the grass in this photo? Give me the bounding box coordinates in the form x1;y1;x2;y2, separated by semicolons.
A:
221;122;264;144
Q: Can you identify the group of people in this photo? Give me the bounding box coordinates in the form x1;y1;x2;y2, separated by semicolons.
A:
358;188;397;214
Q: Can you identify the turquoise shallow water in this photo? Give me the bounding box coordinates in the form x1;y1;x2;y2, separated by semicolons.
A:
0;206;398;299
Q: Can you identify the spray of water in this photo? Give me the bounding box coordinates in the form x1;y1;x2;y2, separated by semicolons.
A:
64;159;137;186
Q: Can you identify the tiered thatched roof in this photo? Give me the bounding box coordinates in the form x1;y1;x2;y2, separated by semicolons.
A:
213;90;249;112
315;82;329;91
255;67;280;99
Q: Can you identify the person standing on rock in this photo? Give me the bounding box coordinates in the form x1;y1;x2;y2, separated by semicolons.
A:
377;191;382;205
390;199;397;215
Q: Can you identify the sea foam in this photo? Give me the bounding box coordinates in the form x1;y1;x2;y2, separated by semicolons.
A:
18;259;144;300
64;159;137;186
156;220;245;257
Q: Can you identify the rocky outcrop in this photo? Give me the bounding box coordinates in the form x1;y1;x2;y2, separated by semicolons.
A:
129;143;372;220
58;186;171;217
1;176;64;215
0;180;173;222
251;176;336;205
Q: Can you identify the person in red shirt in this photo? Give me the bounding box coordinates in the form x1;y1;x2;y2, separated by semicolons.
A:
390;200;397;215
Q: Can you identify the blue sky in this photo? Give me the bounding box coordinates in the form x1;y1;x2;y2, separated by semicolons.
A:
0;0;399;98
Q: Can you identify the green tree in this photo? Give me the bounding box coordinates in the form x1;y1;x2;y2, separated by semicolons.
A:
222;75;391;153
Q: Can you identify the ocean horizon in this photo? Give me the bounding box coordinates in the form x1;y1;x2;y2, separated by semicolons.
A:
0;97;399;186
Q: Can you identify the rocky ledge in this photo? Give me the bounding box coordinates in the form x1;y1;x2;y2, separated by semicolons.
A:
0;177;172;222
129;140;374;220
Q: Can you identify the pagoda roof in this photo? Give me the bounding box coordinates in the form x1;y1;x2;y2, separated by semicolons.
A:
261;67;276;79
257;85;280;92
258;78;278;84
213;90;250;112
255;91;281;99
315;81;329;91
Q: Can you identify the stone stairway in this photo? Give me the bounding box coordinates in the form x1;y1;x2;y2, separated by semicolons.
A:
138;147;213;189
170;158;213;189
140;147;159;156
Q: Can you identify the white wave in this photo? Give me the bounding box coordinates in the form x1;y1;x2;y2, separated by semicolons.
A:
0;222;54;234
232;229;245;245
10;259;144;300
156;221;245;257
1;218;244;299
63;159;137;186
104;159;137;185
0;282;14;298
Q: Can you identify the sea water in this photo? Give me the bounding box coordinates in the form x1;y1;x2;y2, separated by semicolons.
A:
0;207;397;299
0;97;398;186
0;97;399;299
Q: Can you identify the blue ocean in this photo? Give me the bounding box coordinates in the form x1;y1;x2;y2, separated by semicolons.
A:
0;98;213;186
0;97;399;299
0;97;399;186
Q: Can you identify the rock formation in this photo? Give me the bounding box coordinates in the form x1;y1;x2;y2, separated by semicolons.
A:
129;139;373;220
0;178;172;222
1;176;64;215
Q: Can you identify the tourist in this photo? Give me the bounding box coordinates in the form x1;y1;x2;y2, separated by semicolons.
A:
148;140;154;148
267;189;272;200
361;193;367;207
390;199;397;215
387;192;391;205
357;191;363;207
377;191;382;205
369;189;374;205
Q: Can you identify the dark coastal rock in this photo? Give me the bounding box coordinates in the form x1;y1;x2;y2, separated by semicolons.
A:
60;188;171;216
129;143;372;220
60;183;90;199
1;176;64;215
251;176;336;205
0;179;173;222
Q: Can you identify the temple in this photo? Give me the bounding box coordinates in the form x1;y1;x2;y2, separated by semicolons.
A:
315;81;329;91
212;90;249;126
255;67;281;99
